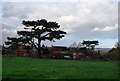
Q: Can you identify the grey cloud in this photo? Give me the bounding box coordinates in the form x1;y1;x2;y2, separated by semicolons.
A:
64;22;118;43
1;1;118;47
2;2;30;19
2;23;16;30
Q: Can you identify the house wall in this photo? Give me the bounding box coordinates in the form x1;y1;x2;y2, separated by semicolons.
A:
15;46;30;56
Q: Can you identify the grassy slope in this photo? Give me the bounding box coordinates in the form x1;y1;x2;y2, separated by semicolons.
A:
2;56;118;79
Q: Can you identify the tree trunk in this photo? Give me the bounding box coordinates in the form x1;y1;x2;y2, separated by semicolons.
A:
38;37;41;58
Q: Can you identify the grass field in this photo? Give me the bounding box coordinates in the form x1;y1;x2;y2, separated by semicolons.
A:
2;56;119;79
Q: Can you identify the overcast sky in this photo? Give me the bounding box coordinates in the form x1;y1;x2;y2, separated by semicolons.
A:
1;0;119;48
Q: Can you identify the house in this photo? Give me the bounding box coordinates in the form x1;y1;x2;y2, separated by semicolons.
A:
52;46;72;59
14;45;31;57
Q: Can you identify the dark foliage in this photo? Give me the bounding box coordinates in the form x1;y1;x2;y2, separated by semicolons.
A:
5;19;66;58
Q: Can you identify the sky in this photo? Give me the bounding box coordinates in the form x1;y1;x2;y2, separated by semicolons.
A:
1;0;119;48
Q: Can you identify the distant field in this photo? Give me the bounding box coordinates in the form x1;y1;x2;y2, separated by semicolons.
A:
2;56;119;79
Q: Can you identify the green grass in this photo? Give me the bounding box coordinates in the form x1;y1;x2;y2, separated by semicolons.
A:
2;56;119;79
